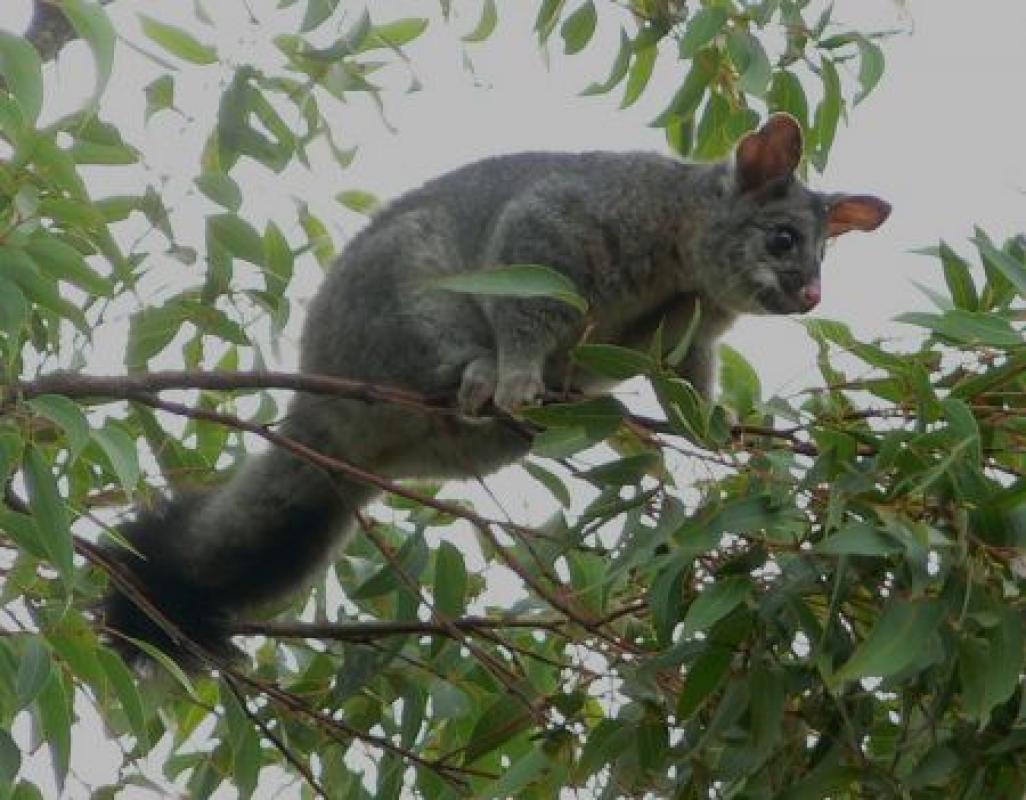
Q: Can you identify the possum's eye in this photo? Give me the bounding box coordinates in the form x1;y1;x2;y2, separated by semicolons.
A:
766;225;800;257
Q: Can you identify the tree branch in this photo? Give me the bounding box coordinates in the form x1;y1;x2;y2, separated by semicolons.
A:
232;615;569;642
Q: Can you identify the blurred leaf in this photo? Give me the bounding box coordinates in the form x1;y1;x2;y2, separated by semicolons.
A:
855;37;885;103
434;541;467;618
896;310;1022;348
937;241;979;311
463;0;498;43
24;446;74;585
832;600;944;686
677;646;731;720
682;577;752;638
768;70;809;130
300;0;339;32
718;344;761;418
358;18;430;51
727;30;771;98
582;29;630;95
139;15;218;65
560;1;597;55
335;189;380;215
62;0;117;105
0;31;43;124
622;44;657;109
195;174;242;212
37;673;71;792
92;422;140;491
15;637;51;711
463;693;533;765
678;7;727;59
27;395;90;462
430;264;587;313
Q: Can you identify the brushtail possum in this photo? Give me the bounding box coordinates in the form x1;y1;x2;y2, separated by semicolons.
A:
102;114;890;666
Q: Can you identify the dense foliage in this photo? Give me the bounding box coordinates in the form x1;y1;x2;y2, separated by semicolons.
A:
4;1;1025;799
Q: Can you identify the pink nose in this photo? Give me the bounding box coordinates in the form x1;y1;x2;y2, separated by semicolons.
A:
800;278;822;309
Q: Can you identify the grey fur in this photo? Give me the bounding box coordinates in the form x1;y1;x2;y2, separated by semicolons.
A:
101;115;890;664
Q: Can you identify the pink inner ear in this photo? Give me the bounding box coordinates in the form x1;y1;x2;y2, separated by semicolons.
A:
827;195;892;237
736;114;803;193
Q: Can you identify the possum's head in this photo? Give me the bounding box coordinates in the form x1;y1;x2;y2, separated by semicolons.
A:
690;113;890;315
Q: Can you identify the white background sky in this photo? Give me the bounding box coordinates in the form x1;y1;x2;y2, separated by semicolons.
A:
3;0;1026;797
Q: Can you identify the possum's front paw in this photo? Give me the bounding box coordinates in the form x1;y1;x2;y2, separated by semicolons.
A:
493;367;545;413
458;357;497;415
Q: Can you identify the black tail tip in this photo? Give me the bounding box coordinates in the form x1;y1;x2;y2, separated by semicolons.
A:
98;495;240;672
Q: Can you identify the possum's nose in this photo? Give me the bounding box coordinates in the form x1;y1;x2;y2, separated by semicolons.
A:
799;278;821;309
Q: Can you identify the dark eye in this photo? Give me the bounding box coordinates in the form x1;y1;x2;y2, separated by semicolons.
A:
766;225;800;257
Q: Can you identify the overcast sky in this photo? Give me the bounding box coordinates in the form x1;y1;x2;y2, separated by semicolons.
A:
4;1;1026;796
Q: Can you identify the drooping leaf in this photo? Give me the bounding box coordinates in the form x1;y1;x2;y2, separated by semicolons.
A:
430;264;587;313
139;14;218;65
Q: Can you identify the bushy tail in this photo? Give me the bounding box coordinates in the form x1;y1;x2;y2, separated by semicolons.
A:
101;425;376;668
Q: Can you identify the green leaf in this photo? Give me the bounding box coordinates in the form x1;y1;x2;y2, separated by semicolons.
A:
650;48;716;127
974;235;1026;299
768;70;809;130
335;189;380;215
429;680;473;719
560;1;597;55
814;522;903;557
37;673;71;792
896;310;1023;348
832;600;944;686
621;44;656;109
27;396;90;462
263;221;294;292
62;0;117;105
959;608;1024;727
144;74;175;121
358;18;430;51
682;577;752;638
207;213;265;266
0;275;28;344
855;37;885;104
126;304;182;368
0;730;20;787
96;649;149;750
522;460;571;506
463;0;498;43
0;31;43;124
139;15;218;65
582;29;631;95
937;241;979;311
718;344;761;418
478;749;552;800
25;237;113;296
572;343;655;380
300;0;339;32
463;693;533;765
677;646;731;720
811;57;841;169
430;264;587;314
15;637;51;711
726;31;771;98
521;395;624;427
24;446;75;585
534;0;566;43
195;173;242;212
352;532;428;599
92;422;140;491
434;541;467;618
678;7;728;59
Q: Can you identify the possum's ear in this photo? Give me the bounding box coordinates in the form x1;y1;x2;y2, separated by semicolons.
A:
826;194;892;237
735;113;803;193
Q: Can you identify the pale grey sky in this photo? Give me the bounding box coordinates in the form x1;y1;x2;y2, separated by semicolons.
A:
3;1;1026;796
